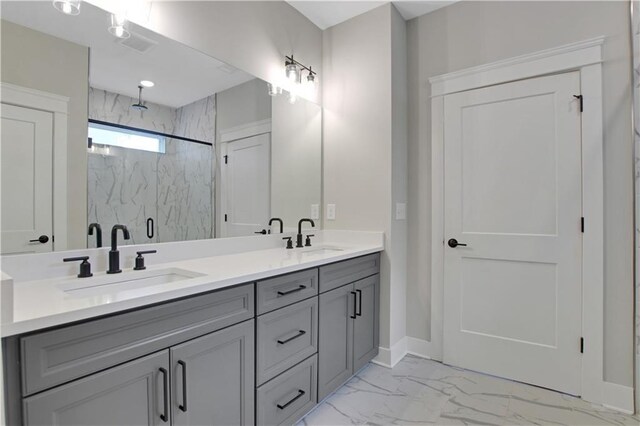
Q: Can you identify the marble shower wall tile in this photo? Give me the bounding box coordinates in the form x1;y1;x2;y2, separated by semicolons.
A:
87;147;158;247
157;138;213;242
89;87;177;135
88;88;216;246
175;95;216;143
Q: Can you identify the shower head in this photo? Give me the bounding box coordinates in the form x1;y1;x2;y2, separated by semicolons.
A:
131;85;148;111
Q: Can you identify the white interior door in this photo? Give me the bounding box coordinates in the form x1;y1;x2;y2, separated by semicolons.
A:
222;133;270;237
1;103;54;254
443;72;583;395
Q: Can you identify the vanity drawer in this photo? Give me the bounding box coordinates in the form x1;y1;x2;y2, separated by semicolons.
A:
319;253;380;293
257;297;318;385
20;283;254;396
256;354;317;426
256;268;318;315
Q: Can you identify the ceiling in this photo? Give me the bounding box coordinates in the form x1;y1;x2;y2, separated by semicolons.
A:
0;1;254;108
287;0;458;30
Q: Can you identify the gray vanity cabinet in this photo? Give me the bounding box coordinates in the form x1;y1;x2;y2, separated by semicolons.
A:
317;284;354;401
23;350;170;426
318;273;379;401
352;275;380;372
170;320;254;426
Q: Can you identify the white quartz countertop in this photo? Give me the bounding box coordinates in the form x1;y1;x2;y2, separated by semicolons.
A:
1;241;382;337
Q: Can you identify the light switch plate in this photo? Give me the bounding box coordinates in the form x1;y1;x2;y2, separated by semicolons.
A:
327;204;336;221
311;204;320;220
395;202;406;220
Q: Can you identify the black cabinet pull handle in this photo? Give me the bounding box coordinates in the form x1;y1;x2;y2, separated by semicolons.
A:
147;218;154;239
276;389;305;410
277;285;306;296
356;289;362;317
350;291;357;319
159;367;168;422
447;238;468;248
29;235;49;244
178;360;187;412
277;330;306;345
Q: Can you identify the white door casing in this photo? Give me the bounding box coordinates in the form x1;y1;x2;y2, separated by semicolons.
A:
0;103;54;254
443;72;583;395
220;133;271;237
430;37;606;405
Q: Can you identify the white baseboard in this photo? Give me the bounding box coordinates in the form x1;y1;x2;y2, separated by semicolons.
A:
373;336;436;368
601;381;635;414
372;337;408;368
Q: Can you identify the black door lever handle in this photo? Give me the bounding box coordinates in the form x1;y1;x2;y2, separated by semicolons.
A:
448;238;468;248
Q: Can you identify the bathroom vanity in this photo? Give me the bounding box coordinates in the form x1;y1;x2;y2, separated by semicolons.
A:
1;236;381;426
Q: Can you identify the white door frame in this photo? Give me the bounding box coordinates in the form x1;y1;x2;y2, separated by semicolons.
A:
429;37;605;405
0;83;69;251
218;119;271;237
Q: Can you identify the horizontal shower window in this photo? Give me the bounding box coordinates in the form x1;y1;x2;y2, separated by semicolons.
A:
88;122;166;154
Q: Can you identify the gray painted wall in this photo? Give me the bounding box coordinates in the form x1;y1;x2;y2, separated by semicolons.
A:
322;4;408;350
1;20;89;250
406;0;634;387
146;1;322;104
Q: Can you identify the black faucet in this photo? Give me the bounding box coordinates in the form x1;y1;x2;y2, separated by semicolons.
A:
107;225;130;274
296;218;315;248
269;218;284;234
88;223;102;248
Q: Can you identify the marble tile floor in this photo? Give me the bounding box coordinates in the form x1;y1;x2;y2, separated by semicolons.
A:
299;356;640;426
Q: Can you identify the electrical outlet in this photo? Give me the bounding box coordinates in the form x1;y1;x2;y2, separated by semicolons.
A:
327;204;336;220
395;202;406;220
311;204;320;220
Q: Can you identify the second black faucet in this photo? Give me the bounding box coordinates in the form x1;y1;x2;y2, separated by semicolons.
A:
107;224;131;274
296;218;315;248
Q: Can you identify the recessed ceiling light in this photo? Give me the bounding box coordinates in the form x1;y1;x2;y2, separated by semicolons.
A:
52;0;81;15
140;80;155;88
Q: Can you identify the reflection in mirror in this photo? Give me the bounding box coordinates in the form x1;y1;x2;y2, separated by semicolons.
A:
0;0;321;254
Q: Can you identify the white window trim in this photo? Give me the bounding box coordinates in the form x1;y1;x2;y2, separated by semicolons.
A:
429;37;610;407
0;82;69;251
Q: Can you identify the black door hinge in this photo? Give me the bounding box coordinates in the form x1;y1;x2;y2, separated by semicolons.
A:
573;95;583;112
224;155;228;164
580;337;584;353
224;214;228;222
581;217;585;233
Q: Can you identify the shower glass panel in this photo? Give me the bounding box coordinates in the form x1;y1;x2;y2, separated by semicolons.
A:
87;125;213;248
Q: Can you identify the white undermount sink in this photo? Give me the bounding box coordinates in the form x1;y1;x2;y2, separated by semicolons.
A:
58;268;205;296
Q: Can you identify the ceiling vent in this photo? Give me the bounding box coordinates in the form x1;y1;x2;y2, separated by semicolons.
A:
118;32;157;54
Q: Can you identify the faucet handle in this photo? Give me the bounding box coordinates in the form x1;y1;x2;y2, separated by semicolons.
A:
282;237;294;249
305;234;315;247
134;250;157;271
63;256;93;278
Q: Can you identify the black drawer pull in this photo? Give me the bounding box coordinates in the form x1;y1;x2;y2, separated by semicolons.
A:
178;360;187;412
356;289;362;317
276;389;306;410
277;285;306;296
159;367;168;422
350;291;357;319
277;330;306;345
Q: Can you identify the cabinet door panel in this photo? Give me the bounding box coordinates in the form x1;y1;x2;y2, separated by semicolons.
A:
353;275;380;372
23;350;169;426
318;284;354;401
170;320;255;426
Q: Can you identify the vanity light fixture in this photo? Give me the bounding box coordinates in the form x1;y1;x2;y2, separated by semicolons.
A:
140;80;155;88
267;83;282;97
284;55;317;89
52;0;81;15
108;13;130;39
